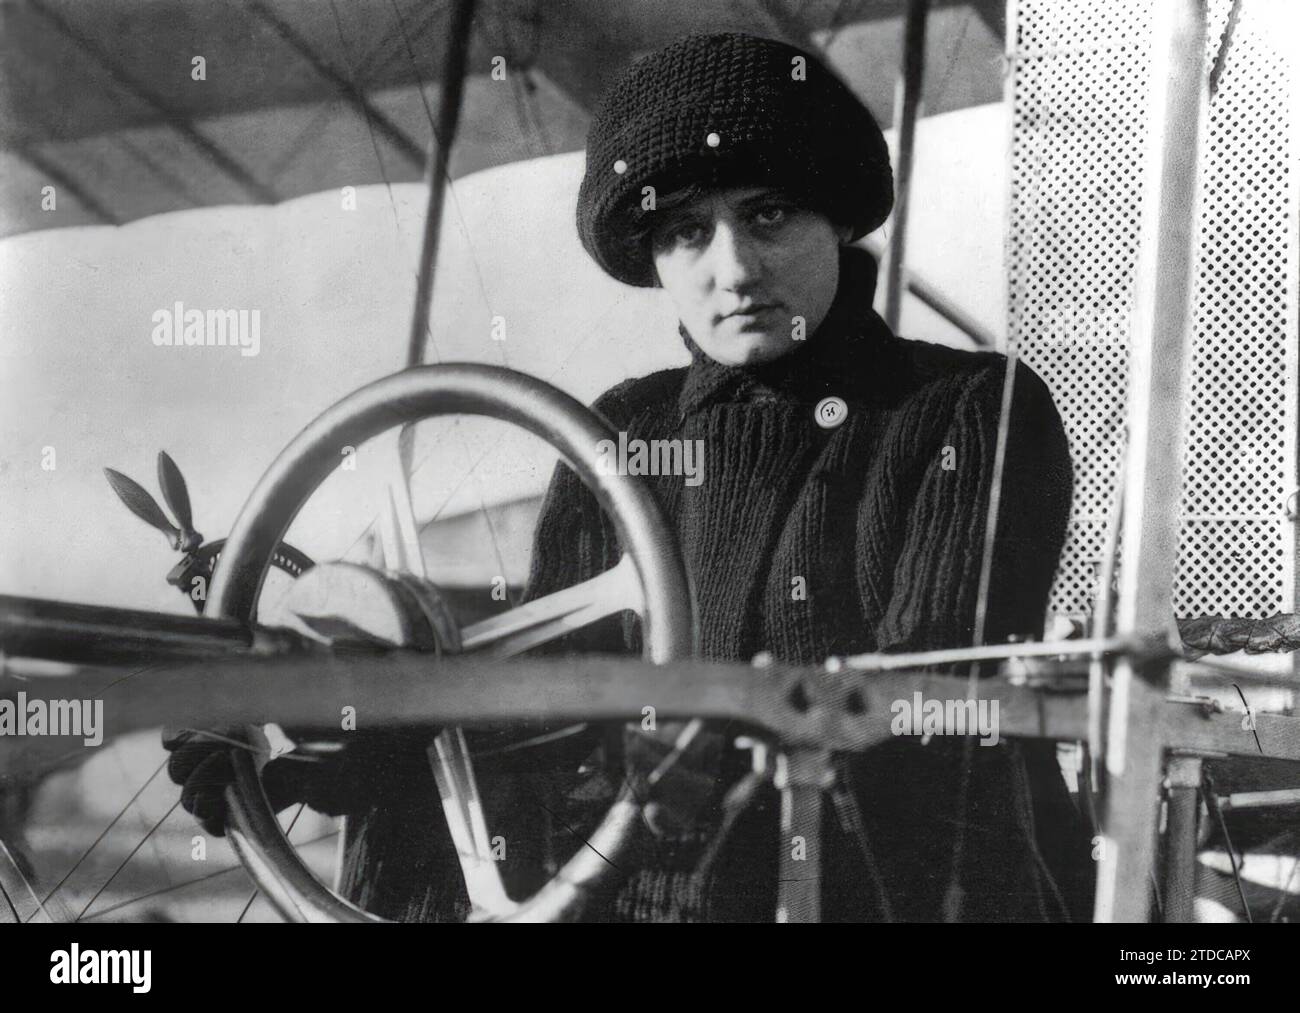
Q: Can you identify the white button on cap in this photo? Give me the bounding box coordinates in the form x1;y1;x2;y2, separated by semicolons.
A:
706;131;721;148
814;396;848;429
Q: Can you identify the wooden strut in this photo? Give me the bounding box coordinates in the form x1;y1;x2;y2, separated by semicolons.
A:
1163;755;1203;924
881;0;929;332
1094;0;1208;924
407;0;476;370
4;646;1298;777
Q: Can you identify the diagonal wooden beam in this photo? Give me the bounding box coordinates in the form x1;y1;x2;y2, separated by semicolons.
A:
4;140;120;225
246;0;427;169
26;0;277;205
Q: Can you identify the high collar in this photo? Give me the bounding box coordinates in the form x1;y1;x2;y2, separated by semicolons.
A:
676;245;897;419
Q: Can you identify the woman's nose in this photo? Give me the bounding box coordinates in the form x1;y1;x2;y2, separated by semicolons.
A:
706;221;762;292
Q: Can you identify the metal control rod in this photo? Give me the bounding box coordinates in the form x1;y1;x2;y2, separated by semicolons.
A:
0;594;302;664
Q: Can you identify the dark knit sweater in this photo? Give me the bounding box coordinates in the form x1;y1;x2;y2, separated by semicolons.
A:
339;247;1092;922
530;249;1071;662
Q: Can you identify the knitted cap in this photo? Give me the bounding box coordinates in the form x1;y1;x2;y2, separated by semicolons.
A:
576;32;894;287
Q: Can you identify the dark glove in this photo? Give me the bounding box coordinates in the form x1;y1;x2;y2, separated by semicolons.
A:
623;721;727;847
163;725;431;837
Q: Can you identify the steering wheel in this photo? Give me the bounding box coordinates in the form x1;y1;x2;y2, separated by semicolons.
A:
205;364;696;922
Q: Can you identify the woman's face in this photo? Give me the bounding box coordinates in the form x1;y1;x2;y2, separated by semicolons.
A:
649;186;846;367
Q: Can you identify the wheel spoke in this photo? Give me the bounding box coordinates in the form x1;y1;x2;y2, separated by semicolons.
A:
427;729;516;918
77;827;339;923
83;862;249;922
75;799;181;921
372;439;638;914
235;803;310;923
0;837;50;923
0;878;21;923
370;441;515;916
459;555;641;658
375;434;428;577
26;755;170;922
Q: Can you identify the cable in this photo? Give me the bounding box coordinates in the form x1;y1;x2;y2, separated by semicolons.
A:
1203;770;1253;923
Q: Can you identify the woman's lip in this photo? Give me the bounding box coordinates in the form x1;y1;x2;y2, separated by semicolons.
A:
719;303;781;320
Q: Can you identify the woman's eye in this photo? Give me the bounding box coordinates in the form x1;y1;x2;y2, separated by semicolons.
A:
657;220;706;249
753;205;787;226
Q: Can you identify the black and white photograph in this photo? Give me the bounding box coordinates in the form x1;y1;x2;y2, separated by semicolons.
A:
0;0;1295;964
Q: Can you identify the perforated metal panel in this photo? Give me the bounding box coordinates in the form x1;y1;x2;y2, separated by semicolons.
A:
1008;0;1298;620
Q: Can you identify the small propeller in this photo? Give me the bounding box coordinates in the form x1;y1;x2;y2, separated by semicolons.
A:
105;450;307;615
104;467;183;548
104;452;203;552
157;451;202;551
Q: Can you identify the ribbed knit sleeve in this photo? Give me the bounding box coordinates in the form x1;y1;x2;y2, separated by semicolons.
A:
517;385;637;656
523;461;618;602
873;358;1072;654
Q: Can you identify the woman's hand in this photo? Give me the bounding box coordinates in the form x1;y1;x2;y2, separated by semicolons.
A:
162;726;430;836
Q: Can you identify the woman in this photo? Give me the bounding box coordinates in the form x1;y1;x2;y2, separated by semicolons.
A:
168;31;1091;922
